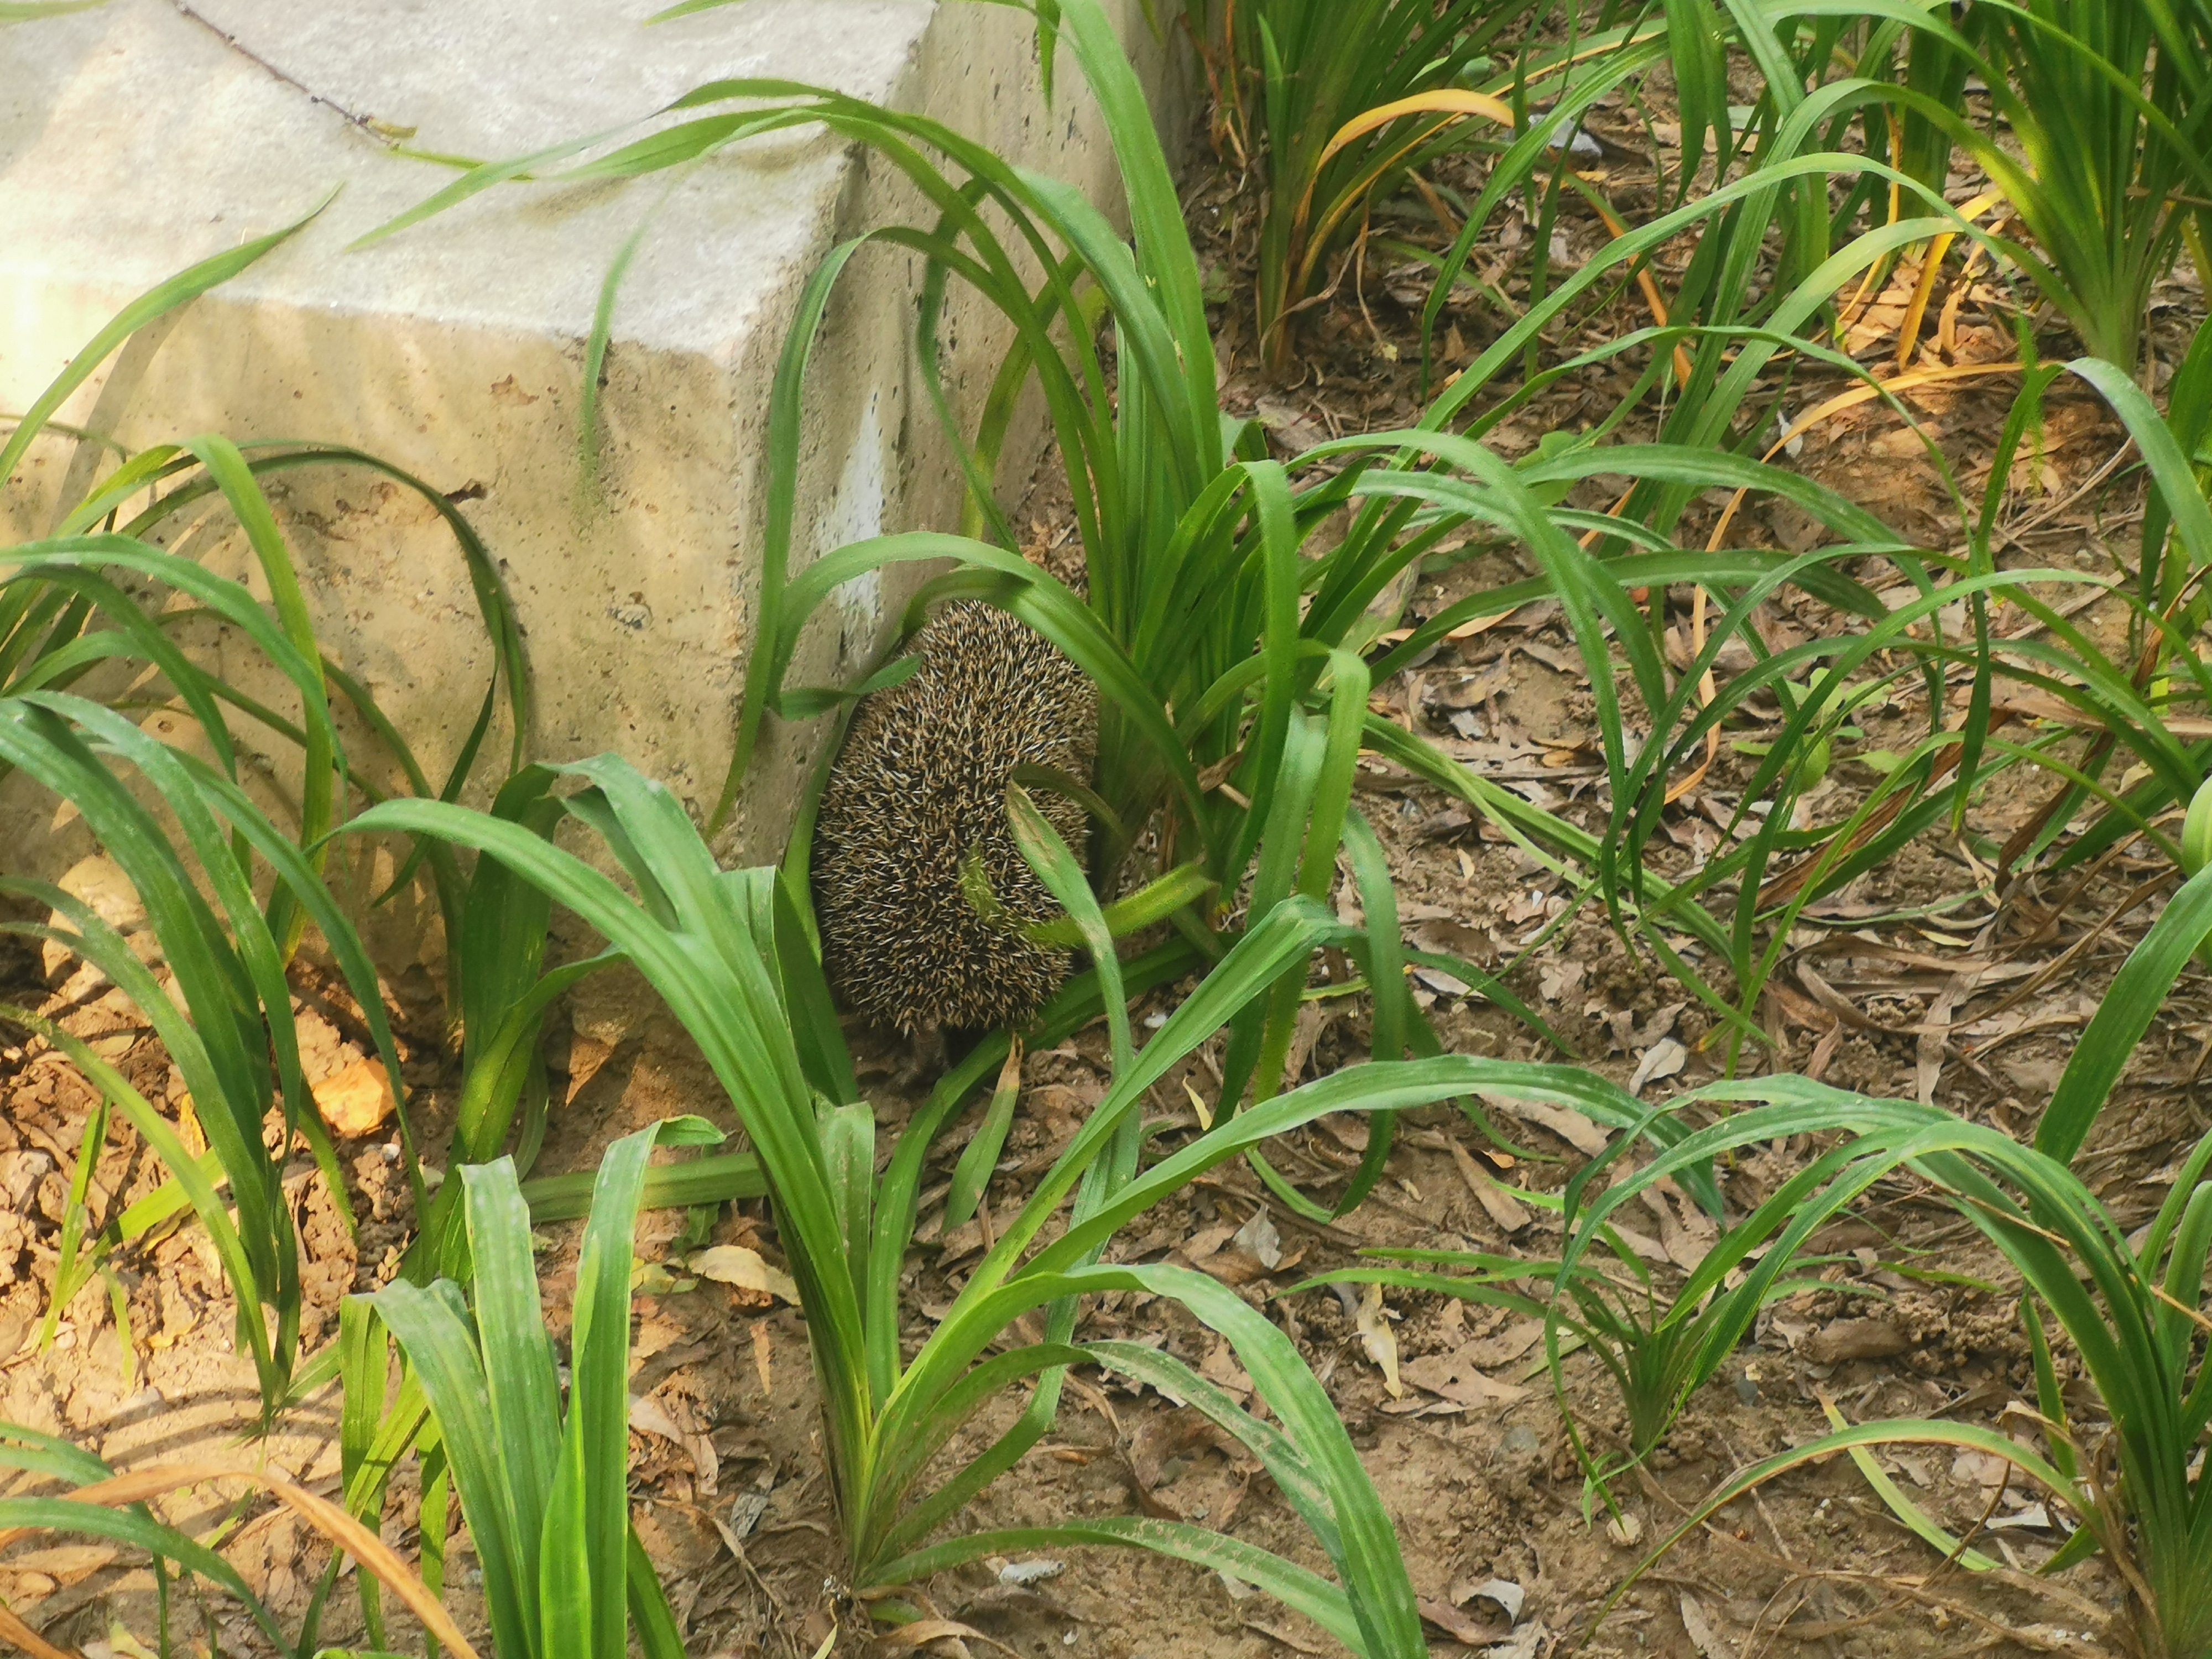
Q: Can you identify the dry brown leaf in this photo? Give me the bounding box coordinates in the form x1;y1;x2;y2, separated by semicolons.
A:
878;1619;1025;1659
1418;1599;1510;1645
1400;1346;1531;1408
1177;1222;1238;1265
0;1463;477;1659
1486;1094;1610;1156
1629;1036;1688;1096
0;1604;71;1659
690;1245;799;1306
1950;1448;2013;1497
1;1546;113;1581
750;1321;773;1395
1640;1179;1718;1272
1230;1206;1281;1270
1454;1578;1526;1624
1449;1139;1528;1234
1447;606;1520;640
1460;1319;1546;1369
1355;1281;1402;1398
1282;1000;1332;1084
1679;1592;1735;1659
1607;1220;1671;1264
1198;1250;1272;1287
628;1394;718;1495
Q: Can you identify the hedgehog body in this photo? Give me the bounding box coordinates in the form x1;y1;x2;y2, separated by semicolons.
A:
811;601;1097;1037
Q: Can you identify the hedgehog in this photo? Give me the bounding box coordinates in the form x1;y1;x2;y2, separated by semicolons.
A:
811;599;1098;1043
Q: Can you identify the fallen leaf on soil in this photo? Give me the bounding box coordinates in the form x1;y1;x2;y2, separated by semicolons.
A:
41;854;152;988
0;1570;55;1604
690;1245;799;1306
1679;1593;1734;1658
1951;1448;2012;1497
1484;1620;1548;1659
628;1394;718;1494
1230;1205;1282;1270
1884;1451;1936;1489
1419;1600;1510;1645
1316;1116;1369;1153
1355;1282;1401;1398
1640;1179;1717;1272
1413;965;1472;997
1459;1319;1546;1369
1428;664;1511;712
1628;1037;1688;1096
1181;1222;1238;1261
1197;1249;1272;1287
1449;1140;1528;1234
1802;1316;1911;1364
1918;973;1976;1107
721;1489;770;1542
1485;1094;1611;1156
1283;1000;1332;1084
1502;890;1551;925
1254;398;1329;455
750;1322;773;1394
1448;606;1520;640
1454;1577;1526;1625
1538;958;1585;1003
1399;1345;1531;1408
3;1545;114;1582
1199;1337;1254;1400
1129;1406;1258;1525
312;1057;400;1138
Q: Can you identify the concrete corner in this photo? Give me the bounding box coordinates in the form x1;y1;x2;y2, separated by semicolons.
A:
0;0;1188;981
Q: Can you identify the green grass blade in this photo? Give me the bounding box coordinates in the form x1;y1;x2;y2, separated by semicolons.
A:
945;1042;1023;1230
2042;863;2212;1162
0;199;331;498
460;1160;563;1622
1818;1396;2001;1572
369;1280;534;1659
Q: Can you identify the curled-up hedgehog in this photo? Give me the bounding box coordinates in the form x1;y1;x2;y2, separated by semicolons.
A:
811;600;1097;1051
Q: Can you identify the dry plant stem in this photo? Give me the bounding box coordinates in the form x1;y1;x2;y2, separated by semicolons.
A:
0;1463;479;1659
1708;362;2029;552
1945;437;2138;565
1972;864;2178;1028
0;1604;73;1659
1894;190;2007;369
1998;540;2212;880
1578;191;1697;387
1757;708;2023;910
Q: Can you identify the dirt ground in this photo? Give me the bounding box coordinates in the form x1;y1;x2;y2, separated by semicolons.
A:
1;70;2208;1659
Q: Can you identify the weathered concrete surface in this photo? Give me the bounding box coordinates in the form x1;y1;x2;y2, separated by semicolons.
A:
0;0;1185;974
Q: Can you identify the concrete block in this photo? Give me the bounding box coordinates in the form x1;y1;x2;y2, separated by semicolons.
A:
0;0;1188;962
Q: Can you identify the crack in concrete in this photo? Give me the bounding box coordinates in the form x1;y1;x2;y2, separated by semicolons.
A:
169;1;393;138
